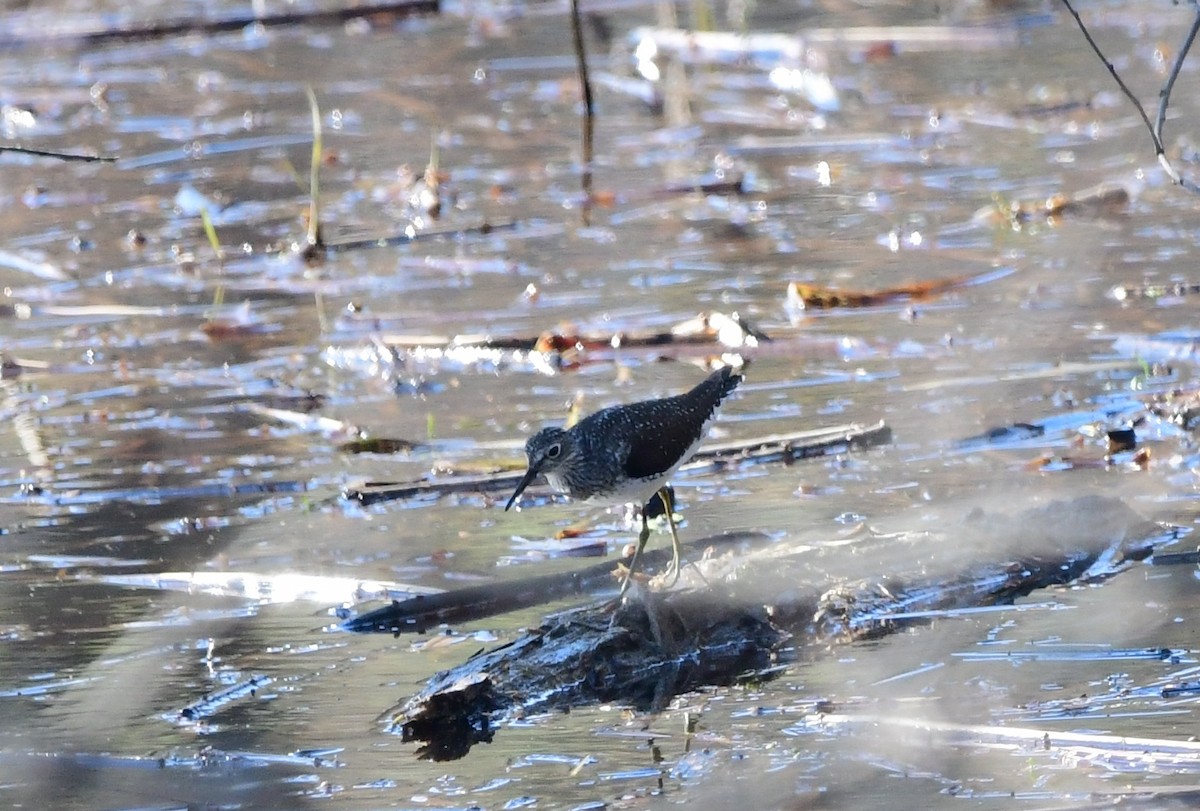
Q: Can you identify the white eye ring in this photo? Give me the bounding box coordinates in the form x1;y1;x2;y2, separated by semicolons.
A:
546;443;562;459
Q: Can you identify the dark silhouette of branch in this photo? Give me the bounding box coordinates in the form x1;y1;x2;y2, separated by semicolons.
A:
1059;0;1200;194
1058;0;1160;146
570;0;595;224
1154;6;1200;189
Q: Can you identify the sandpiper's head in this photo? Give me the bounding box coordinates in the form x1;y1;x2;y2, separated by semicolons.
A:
504;426;574;511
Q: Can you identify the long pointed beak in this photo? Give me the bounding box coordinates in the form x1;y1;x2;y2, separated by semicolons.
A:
504;464;540;511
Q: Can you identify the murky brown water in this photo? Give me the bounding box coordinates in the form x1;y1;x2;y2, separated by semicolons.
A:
4;0;1200;808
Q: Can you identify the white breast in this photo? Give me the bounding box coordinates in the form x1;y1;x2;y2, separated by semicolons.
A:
544;470;570;495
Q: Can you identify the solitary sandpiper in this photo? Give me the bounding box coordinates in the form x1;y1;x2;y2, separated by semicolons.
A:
505;366;743;594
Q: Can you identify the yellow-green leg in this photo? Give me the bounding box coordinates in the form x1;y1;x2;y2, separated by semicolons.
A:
618;511;652;598
617;486;682;598
659;486;682;588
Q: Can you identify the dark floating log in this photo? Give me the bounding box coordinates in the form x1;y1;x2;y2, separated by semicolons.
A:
1152;549;1200;566
386;496;1180;760
344;420;891;506
397;591;786;760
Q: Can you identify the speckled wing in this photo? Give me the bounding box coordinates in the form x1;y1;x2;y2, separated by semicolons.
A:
616;367;742;481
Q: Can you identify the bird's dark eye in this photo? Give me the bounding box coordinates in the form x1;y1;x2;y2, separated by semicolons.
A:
546;443;562;459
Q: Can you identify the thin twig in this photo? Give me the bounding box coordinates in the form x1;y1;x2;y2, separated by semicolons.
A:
0;145;116;162
1058;0;1160;151
1154;5;1200;189
569;0;595;223
1059;0;1200;193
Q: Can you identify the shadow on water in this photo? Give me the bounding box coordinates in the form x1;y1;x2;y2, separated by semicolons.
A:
4;0;1200;808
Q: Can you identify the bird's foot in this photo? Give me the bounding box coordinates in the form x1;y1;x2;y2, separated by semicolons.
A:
648;559;681;591
612;559;650;589
615;557;681;593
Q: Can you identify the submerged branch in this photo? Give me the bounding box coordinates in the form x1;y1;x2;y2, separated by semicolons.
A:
343;420;892;506
321;219;517;252
342;530;772;633
815;713;1200;774
0;0;439;48
0;145;116;162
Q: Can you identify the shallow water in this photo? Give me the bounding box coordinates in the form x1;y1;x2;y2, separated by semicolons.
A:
3;0;1200;808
